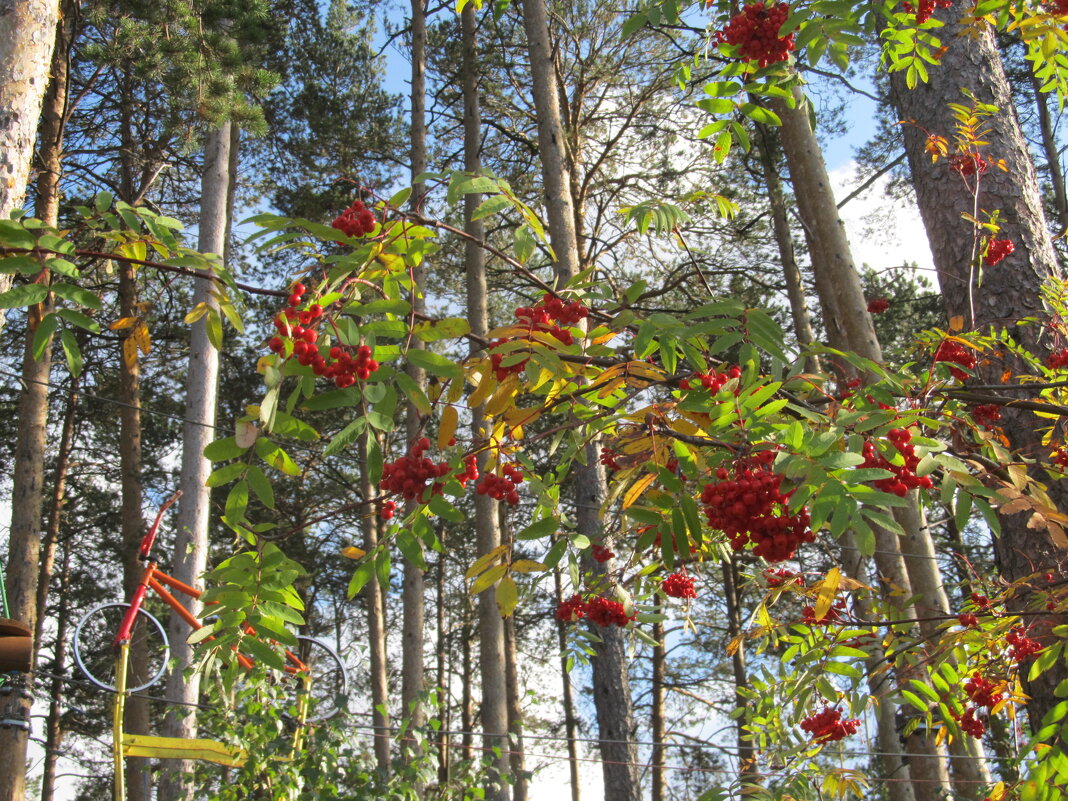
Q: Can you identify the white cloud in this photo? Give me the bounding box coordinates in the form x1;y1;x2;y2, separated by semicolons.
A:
828;160;935;276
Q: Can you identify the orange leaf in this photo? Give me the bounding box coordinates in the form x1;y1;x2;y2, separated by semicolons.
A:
109;316;138;330
949;315;964;332
122;338;139;370
341;546;366;560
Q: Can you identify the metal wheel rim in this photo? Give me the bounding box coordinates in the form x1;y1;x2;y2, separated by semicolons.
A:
72;602;170;693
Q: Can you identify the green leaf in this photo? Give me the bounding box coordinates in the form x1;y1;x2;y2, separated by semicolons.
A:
406;348;463;380
471;194;513;221
414;317;472;342
55;307;100;332
32;313;58;359
95;191;113;212
517;516;559;541
204;437;249;462
428;494;465;522
256;438;301;476
206;462;246;487
225;480;249;522
739;103;781;126
60;328;82;377
246;464;275;509
0;284;47;308
324;417;366;458
347;562;375;599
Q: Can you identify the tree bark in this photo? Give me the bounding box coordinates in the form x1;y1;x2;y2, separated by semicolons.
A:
360;428;391;774
462;7;510;798
402;0;427;781
504;614;527;801
553;563;581;801
0;0;60;220
753;122;820;372
651;599;666;801
520;2;639;797
890;4;1065;733
38;545;71;801
158;121;231;801
774;86;954;798
722;558;759;794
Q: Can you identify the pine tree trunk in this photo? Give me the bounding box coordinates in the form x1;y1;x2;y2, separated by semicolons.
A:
402;0;428;780
553;562;582;801
505;615;527;801
1029;72;1068;240
722;558;759;793
0;0;60;221
436;552;450;787
38;545;71;801
158;121;231;801
521;1;639;797
774;87;954;798
360;428;392;774
462;7;509;798
651;600;666;801
753;122;820;372
890;4;1066;733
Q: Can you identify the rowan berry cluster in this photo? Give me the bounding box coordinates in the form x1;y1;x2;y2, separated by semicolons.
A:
866;298;890;314
958;612;979;627
900;0;951;22
679;364;742;391
379;500;397;521
958;706;986;737
591;544;615;563
380;438;454;502
964;673;1003;710
1007;626;1043;662
268;285;384;387
1046;348;1068;370
555;595;635;627
984;238;1015;266
699;450;814;563
765;567;803;587
586;596;636;627
860;428;933;497
475;463;523;505
661;572;697;599
331;199;377;238
556;594;587;622
971;403;1001;429
1052;447;1068;470
933;340;977;381
489;293;589;380
800;707;860;742
802;598;847;625
716;2;795;69
600;447;622;471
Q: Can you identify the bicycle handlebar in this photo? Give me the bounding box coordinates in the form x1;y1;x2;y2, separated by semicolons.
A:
138;490;182;559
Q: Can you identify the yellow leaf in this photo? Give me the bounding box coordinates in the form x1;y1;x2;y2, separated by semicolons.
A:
122;337;139;370
446;375;464;404
597;376;626;397
814;567;841;622
486;380;516;417
485;324;528;340
468;368;496;410
949;315;964;332
184;302;211;325
935;725;947;747
341;546;366;560
471;563;507;595
726;634;743;656
465;544;509;580
592;331;617;345
510;559;547;573
109;316;138;330
438;405;459;450
134;321;151;355
496;574;518;617
622;473;657;509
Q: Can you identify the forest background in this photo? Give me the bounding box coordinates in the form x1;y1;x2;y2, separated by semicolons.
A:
0;0;1066;800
